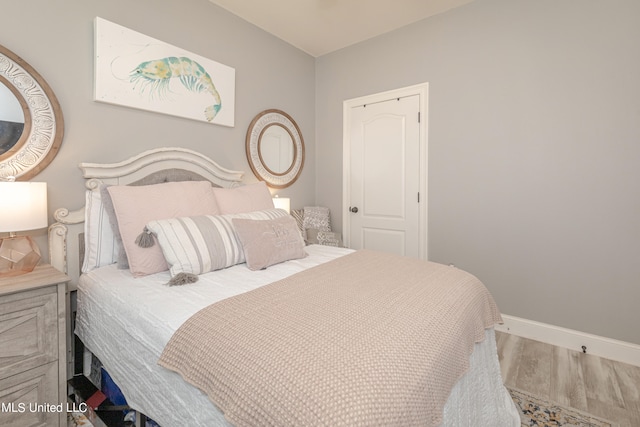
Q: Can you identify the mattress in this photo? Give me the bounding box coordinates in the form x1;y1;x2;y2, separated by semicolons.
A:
75;244;519;426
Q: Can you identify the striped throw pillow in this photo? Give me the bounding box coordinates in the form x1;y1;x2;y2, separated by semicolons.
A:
82;189;121;273
146;209;288;283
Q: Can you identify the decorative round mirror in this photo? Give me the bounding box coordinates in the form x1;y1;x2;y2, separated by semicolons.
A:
246;109;304;189
0;44;64;180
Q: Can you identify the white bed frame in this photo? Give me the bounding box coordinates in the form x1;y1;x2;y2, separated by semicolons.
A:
48;147;245;291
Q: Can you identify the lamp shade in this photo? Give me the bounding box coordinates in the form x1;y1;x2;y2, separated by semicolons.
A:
272;196;290;214
0;182;48;233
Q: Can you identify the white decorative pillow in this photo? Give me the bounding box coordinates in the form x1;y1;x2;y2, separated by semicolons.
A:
306;229;344;247
99;185;129;269
233;216;307;271
302;206;331;238
82;189;121;273
145;209;288;284
212;181;274;214
107;181;220;277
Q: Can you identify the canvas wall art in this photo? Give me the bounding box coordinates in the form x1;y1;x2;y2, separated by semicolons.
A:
94;17;235;127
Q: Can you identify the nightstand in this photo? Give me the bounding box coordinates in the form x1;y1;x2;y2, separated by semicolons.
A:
0;264;69;427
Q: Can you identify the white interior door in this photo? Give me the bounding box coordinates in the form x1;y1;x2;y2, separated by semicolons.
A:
347;94;421;257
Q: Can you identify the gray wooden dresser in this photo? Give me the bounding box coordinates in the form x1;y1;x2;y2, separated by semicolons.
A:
0;264;69;427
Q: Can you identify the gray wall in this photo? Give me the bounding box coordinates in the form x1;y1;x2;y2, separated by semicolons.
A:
316;0;640;344
4;0;638;345
1;0;315;243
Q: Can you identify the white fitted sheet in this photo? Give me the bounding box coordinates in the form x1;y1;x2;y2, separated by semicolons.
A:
75;245;519;426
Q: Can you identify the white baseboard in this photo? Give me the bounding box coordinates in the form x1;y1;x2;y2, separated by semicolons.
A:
495;314;640;367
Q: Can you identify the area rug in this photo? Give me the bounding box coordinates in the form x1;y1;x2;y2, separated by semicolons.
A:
509;387;618;427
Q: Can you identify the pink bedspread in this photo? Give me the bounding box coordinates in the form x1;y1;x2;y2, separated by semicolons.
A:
159;249;503;426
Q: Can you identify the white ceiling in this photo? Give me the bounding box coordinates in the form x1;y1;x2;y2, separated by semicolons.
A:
207;0;474;57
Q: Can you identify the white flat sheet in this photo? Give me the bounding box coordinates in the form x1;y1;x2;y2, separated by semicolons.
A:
75;245;519;426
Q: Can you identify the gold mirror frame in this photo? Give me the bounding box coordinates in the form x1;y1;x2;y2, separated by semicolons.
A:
245;109;304;189
0;44;64;180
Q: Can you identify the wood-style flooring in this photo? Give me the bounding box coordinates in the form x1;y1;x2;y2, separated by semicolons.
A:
496;332;640;427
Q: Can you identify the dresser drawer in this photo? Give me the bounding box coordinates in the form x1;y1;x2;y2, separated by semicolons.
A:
0;286;58;380
0;361;60;427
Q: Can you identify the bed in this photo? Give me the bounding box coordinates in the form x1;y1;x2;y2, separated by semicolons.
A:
49;147;520;427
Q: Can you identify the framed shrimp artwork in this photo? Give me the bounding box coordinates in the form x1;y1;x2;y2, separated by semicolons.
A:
94;17;235;127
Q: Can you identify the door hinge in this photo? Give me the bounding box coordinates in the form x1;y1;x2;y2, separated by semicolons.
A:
418;112;421;123
417;192;420;203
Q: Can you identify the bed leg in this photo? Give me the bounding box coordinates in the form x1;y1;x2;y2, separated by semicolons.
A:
136;411;148;427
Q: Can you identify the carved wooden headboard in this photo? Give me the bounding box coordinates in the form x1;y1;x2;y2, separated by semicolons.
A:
48;147;244;290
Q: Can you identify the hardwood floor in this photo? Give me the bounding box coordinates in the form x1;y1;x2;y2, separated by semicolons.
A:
496;331;640;427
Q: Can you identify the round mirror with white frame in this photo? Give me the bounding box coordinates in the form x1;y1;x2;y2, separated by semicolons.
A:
246;109;304;189
0;44;64;180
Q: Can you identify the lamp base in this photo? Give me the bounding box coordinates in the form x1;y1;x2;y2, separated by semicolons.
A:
0;235;41;277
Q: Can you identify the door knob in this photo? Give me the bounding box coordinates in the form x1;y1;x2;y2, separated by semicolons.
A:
349;206;359;213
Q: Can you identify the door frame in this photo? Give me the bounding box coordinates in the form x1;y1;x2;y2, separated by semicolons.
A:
342;82;429;260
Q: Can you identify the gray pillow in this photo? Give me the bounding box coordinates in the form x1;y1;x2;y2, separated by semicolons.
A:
306;229;343;247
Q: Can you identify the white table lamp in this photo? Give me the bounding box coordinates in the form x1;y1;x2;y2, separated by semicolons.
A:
272;195;291;214
0;180;48;277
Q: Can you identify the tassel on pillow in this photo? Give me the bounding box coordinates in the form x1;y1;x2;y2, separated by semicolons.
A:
167;272;199;286
135;226;156;248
